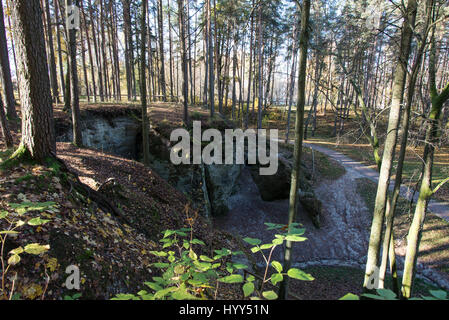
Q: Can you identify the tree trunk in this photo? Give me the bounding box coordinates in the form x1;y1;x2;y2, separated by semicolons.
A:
0;2;17;119
44;0;60;103
178;0;189;125
401;23;449;299
379;0;433;293
157;0;167;101
140;0;150;167
66;0;83;146
363;0;417;291
0;95;13;148
278;0;311;300
10;0;56;161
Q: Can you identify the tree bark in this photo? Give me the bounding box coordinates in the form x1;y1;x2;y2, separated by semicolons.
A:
278;0;311;300
363;0;417;291
140;0;150;167
0;2;17;119
66;0;83;146
10;0;56;161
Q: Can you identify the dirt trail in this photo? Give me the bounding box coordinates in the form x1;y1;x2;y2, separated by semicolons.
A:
304;142;449;221
213;144;449;291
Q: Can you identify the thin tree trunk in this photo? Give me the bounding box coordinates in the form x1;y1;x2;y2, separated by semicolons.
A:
44;0;60;103
401;22;449;299
140;0;150;167
66;0;82;146
178;0;189;125
278;0;311;300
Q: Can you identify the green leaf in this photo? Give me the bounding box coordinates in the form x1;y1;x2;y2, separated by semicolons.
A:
149;251;168;257
8;254;21;265
272;238;284;245
218;274;244;284
260;243;275;250
112;294;137;300
262;291;278;300
285;235;307;242
200;255;215;262
271;273;283;286
287;268;314;281
163;230;176;238
246;275;255;282
23;243;50;255
243;282;255;297
72;293;82;300
189;250;198;260
428;290;447;300
172;286;200;300
144;282;162;292
154;287;177;300
250;247;261;253
264;223;285;230
27;217;51;226
0;211;9;219
152;263;170;269
271;261;283;273
214;248;232;257
339;293;360;300
9;247;24;255
243;237;261;246
232;263;248;270
190;239;206;246
361;293;386;300
376;289;397;300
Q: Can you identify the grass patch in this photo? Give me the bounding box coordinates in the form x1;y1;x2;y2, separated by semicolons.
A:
279;142;346;181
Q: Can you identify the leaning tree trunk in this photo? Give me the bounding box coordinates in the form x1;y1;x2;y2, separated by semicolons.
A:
9;0;56;161
379;0;433;294
278;0;311;300
401;24;449;298
363;0;417;291
0;2;17;119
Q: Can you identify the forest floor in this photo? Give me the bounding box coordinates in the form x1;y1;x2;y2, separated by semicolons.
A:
1;102;448;299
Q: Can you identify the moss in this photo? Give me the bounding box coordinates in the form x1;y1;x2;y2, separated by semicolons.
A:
14;173;35;184
0;144;34;169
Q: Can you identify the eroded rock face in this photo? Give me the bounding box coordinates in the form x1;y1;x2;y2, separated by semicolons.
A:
205;163;243;216
57;114;141;159
248;150;322;228
249;151;313;202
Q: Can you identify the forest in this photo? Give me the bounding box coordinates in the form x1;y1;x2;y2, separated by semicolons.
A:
0;0;448;303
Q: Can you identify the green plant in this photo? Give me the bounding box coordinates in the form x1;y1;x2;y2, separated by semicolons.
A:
340;288;449;300
241;222;314;300
112;217;314;300
64;293;82;300
0;201;56;300
112;226;245;300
